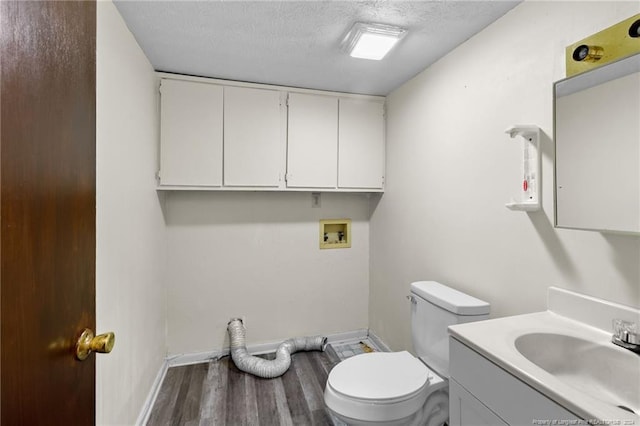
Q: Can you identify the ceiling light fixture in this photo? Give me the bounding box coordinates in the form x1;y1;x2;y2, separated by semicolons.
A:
342;22;407;61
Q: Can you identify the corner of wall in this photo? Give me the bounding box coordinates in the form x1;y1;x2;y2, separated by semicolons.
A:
96;1;167;424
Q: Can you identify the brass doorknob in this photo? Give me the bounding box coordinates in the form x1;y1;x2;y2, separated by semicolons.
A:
75;328;115;361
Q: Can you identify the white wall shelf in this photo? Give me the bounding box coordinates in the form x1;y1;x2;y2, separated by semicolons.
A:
505;125;541;212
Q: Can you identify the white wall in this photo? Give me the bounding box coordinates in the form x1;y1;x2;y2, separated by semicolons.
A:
165;191;370;355
96;2;166;424
370;1;640;351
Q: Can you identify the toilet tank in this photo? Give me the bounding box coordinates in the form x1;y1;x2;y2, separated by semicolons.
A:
410;281;489;379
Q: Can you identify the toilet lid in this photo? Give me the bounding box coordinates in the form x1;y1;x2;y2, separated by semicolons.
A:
327;351;430;401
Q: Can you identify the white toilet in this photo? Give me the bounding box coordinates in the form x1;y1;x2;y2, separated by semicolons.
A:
324;281;490;426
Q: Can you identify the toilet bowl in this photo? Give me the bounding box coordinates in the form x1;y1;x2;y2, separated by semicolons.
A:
324;281;490;426
325;351;447;426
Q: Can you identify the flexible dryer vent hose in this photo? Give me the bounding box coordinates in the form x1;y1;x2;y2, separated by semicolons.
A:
227;318;327;378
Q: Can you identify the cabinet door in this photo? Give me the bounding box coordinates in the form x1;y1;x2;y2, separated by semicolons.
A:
338;99;385;189
449;379;508;426
224;86;283;187
286;93;338;188
159;79;223;186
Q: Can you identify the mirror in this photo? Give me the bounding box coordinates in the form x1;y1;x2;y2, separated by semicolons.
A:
554;53;640;234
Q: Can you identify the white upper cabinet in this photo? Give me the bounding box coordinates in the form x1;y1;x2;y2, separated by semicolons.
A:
157;74;385;192
338;99;385;189
286;93;338;188
223;86;283;187
159;79;223;186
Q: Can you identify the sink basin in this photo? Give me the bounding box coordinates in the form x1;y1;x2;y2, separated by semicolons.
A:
515;333;640;414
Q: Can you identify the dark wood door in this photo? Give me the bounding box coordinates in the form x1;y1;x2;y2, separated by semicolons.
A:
1;1;97;424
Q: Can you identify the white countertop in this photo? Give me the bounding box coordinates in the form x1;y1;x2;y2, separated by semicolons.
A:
449;310;640;423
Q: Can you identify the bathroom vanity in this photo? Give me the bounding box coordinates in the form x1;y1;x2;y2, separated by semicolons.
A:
449;338;578;425
448;287;640;426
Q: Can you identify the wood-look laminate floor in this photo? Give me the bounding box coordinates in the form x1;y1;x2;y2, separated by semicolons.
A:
147;345;342;426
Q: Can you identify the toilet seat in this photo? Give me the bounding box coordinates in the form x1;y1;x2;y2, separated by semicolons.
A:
325;351;441;423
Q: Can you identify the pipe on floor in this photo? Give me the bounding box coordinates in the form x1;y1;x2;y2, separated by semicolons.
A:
227;318;327;379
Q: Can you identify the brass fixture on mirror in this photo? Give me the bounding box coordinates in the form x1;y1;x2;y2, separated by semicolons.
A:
571;44;603;62
629;19;640;38
566;13;640;77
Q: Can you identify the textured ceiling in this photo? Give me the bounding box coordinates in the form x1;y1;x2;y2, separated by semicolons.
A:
114;1;522;96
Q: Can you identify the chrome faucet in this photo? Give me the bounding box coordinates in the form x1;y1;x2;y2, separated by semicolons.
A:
612;319;640;353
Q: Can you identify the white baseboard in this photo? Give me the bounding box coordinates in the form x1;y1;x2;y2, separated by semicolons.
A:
367;330;392;352
166;350;225;367
135;359;169;426
165;328;370;367
324;328;369;345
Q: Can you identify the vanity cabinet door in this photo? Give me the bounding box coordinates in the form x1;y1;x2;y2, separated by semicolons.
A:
224;86;284;187
286;93;338;188
338;98;385;189
450;379;508;426
159;79;223;186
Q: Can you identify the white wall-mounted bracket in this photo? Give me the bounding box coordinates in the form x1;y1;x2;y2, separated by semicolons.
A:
505;125;541;212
